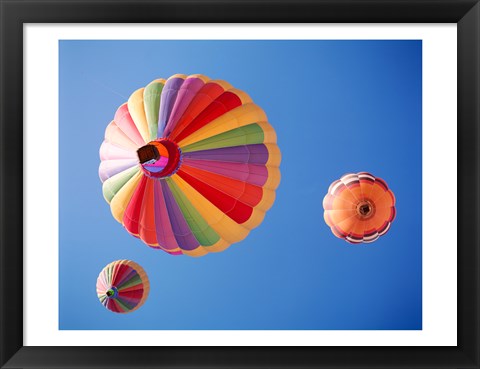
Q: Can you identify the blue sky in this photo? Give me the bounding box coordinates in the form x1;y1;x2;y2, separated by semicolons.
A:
59;40;422;330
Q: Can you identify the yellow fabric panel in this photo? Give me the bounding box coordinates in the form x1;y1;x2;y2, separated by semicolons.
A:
226;88;253;105
241;208;266;230
149;78;166;84
263;166;281;191
183;239;231;257
209;79;233;91
168;73;187;81
177;103;267;147
187;74;211;83
110;171;143;223
264;143;282;167
255;188;276;212
257;121;277;144
182;246;208;257
128;88;150;143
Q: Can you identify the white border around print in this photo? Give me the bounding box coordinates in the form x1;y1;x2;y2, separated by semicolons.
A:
24;23;457;346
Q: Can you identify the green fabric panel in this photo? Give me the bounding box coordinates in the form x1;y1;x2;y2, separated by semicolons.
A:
106;264;113;285
117;273;142;290
165;178;220;246
144;81;164;140
182;123;264;152
115;298;134;312
103;166;139;203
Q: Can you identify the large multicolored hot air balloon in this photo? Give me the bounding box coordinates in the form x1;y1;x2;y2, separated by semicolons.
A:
96;260;150;313
323;172;396;244
99;74;281;257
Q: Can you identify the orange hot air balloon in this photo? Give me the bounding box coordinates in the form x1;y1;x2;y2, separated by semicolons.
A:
323;172;396;243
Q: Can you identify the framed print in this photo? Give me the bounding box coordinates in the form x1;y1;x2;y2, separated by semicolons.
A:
0;0;478;368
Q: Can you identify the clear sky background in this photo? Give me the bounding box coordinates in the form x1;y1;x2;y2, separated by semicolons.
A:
59;40;422;330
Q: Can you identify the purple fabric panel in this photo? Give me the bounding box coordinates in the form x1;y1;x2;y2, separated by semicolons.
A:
164;77;205;138
182;144;269;165
142;156;168;173
160;180;199;251
157;78;185;137
153;181;179;251
182;158;268;186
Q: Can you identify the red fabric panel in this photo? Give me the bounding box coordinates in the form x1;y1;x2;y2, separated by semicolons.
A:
123;176;148;236
107;299;122;313
173;91;242;143
118;290;144;300
113;264;131;286
177;169;254;224
138;178;157;245
169;82;226;140
181;165;263;207
119;284;144;293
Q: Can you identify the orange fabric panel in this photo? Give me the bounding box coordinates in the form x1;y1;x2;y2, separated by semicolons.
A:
369;206;394;230
325;209;357;226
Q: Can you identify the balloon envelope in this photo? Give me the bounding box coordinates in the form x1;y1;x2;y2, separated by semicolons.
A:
99;74;281;256
323;172;396;243
96;260;150;313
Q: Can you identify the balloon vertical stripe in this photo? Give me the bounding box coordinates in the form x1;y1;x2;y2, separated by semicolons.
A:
113;104;146;147
143;79;165;141
127;89;150;143
158;75;187;136
161;179;200;251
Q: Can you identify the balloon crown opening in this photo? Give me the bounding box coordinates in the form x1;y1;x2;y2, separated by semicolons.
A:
356;200;375;219
137;144;160;164
106;286;118;298
138;138;182;179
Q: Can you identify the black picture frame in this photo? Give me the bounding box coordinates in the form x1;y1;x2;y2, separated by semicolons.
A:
1;0;478;368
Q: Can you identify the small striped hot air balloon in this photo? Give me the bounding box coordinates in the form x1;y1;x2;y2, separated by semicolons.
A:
96;260;150;313
323;172;396;244
99;74;281;257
